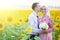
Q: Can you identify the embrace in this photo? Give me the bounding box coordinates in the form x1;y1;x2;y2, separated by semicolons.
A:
28;2;54;40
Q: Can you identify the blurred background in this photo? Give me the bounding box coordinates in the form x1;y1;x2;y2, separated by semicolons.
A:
0;0;60;40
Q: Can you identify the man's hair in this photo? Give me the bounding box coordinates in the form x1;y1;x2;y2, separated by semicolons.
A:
32;2;39;10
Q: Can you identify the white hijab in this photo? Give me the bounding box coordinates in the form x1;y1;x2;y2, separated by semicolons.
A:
46;6;50;16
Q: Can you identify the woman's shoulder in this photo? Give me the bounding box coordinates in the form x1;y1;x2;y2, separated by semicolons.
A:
46;15;52;21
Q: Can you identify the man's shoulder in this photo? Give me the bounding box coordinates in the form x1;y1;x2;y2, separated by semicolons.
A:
28;12;34;18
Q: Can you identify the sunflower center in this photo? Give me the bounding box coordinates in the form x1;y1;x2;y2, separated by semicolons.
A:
57;18;59;19
8;17;12;22
19;19;22;22
16;23;20;25
56;25;60;28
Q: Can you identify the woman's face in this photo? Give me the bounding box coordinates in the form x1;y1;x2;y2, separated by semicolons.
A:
41;6;47;15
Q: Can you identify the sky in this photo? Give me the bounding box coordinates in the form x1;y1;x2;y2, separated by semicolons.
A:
0;0;60;10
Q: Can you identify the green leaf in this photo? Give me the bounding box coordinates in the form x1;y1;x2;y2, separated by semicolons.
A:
34;36;41;40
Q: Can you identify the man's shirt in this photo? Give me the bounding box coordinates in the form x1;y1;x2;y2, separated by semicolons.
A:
28;12;42;35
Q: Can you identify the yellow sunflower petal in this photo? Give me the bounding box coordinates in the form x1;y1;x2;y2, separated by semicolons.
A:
56;16;60;21
50;16;54;20
26;28;32;33
53;24;60;30
0;21;5;30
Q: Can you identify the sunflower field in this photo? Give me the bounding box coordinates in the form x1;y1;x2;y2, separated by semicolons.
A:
0;10;60;40
50;10;60;40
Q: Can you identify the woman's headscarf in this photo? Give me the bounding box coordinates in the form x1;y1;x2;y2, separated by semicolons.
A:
46;6;50;16
41;6;50;16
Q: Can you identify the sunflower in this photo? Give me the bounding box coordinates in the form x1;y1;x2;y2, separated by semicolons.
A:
15;18;27;26
38;12;43;17
19;19;23;25
58;34;60;40
56;16;60;21
19;18;26;24
14;22;20;26
23;17;28;24
20;33;25;37
0;21;5;30
50;10;56;16
58;34;60;38
53;24;60;30
50;16;54;20
4;16;16;25
58;38;60;40
26;28;32;33
56;12;60;16
15;17;25;25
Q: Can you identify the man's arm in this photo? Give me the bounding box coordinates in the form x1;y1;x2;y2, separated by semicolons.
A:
28;16;42;34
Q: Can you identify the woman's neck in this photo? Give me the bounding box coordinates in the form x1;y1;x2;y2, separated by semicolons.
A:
43;13;47;16
43;14;46;16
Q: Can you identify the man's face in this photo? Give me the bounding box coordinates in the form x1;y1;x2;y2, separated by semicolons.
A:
36;4;41;12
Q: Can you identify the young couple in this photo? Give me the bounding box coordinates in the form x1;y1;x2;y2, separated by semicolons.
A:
28;2;54;40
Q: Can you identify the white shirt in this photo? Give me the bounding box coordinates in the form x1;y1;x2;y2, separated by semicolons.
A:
28;12;42;35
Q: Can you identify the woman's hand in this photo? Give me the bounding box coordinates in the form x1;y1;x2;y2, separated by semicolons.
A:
43;30;47;32
42;29;47;34
42;29;52;33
